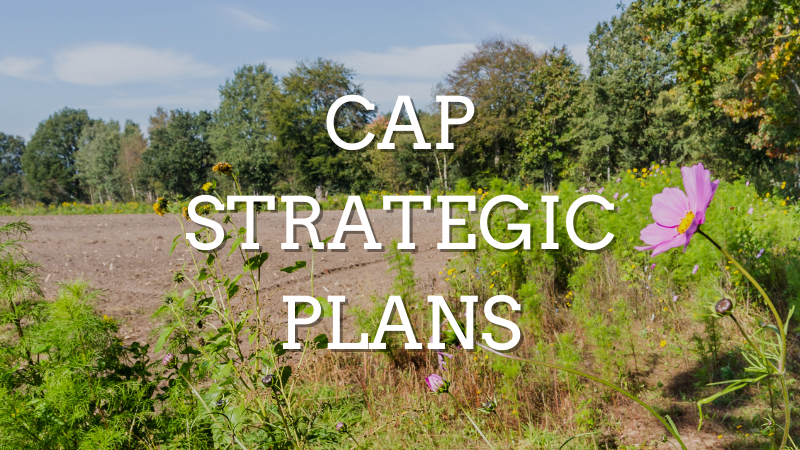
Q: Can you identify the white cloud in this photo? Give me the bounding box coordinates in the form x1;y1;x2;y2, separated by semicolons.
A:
359;79;439;112
0;56;45;79
340;43;476;79
224;7;275;32
54;43;220;86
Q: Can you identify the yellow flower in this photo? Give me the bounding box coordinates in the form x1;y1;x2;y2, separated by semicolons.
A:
659;340;667;347
766;192;770;197
153;197;168;216
212;162;234;176
642;168;648;172
182;207;190;220
489;283;495;289
781;200;786;206
633;168;638;173
627;169;631;173
202;182;213;192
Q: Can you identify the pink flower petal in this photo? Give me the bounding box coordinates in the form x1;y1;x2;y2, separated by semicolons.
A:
636;231;689;257
638;222;679;246
651;187;690;227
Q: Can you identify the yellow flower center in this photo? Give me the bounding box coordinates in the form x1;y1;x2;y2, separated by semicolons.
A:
677;211;695;234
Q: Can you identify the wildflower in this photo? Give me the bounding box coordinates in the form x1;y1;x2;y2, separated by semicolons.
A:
202;182;213;192
621;193;629;200
672;295;678;302
613;192;619;200
747;207;753;215
598;187;605;194
692;264;699;274
661;160;666;163
436;351;453;371
478;399;497;414
181;207;190;220
425;374;450;394
616;178;621;183
650;263;656;270
336;422;348;433
781;201;787;206
212;162;234;176
756;248;764;259
746;180;750;186
636;163;720;257
162;353;175;367
153;197;168;216
659;340;667;347
633;168;638;173
715;298;733;315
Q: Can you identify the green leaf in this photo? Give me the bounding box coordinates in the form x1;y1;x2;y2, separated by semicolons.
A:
154;325;175;352
273;340;287;357
226;283;239;299
244;252;269;271
322;235;334;244
197;268;210;282
228;236;243;256
276;366;292;388
313;333;329;349
280;260;307;273
317;296;333;318
295;302;312;317
169;235;181;256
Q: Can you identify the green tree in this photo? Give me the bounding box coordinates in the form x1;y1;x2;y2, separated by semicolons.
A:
142;110;214;197
21;108;94;203
210;64;281;193
573;9;679;180
517;47;585;191
440;38;542;183
75;120;122;203
120;120;147;200
0;133;25;203
274;58;373;194
633;0;800;156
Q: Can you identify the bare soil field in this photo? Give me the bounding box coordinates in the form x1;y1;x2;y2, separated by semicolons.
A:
23;209;454;343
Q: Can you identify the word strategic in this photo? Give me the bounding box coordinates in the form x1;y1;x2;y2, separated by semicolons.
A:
185;194;615;252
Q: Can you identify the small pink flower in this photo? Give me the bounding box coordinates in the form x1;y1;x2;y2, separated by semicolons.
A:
672;295;679;302
756;248;764;259
636;163;720;257
692;264;699;274
747;207;753;215
598;187;605;194
436;351;453;371
613;192;619;200
425;374;450;394
650;263;656;270
746;181;750;186
615;178;621;183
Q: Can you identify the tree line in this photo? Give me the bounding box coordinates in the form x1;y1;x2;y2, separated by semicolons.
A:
2;2;797;205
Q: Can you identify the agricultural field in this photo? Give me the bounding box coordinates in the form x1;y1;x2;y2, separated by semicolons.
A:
2;164;799;449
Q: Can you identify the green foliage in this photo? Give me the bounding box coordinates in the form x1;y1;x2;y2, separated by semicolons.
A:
143;110;214;196
210;64;281;193
22;107;95;203
634;0;800;154
274;58;374;194
75;120;123;203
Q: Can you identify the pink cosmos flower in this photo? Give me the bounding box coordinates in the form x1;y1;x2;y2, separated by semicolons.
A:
692;264;699;274
425;374;450;394
613;192;619;200
747;207;753;215
746;181;750;186
598;187;605;194
636;163;720;257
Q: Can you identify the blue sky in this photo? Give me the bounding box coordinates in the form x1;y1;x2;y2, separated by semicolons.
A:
0;1;622;139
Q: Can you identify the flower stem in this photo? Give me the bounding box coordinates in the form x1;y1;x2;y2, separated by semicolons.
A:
447;392;495;449
697;229;790;449
697;229;786;370
476;343;686;450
